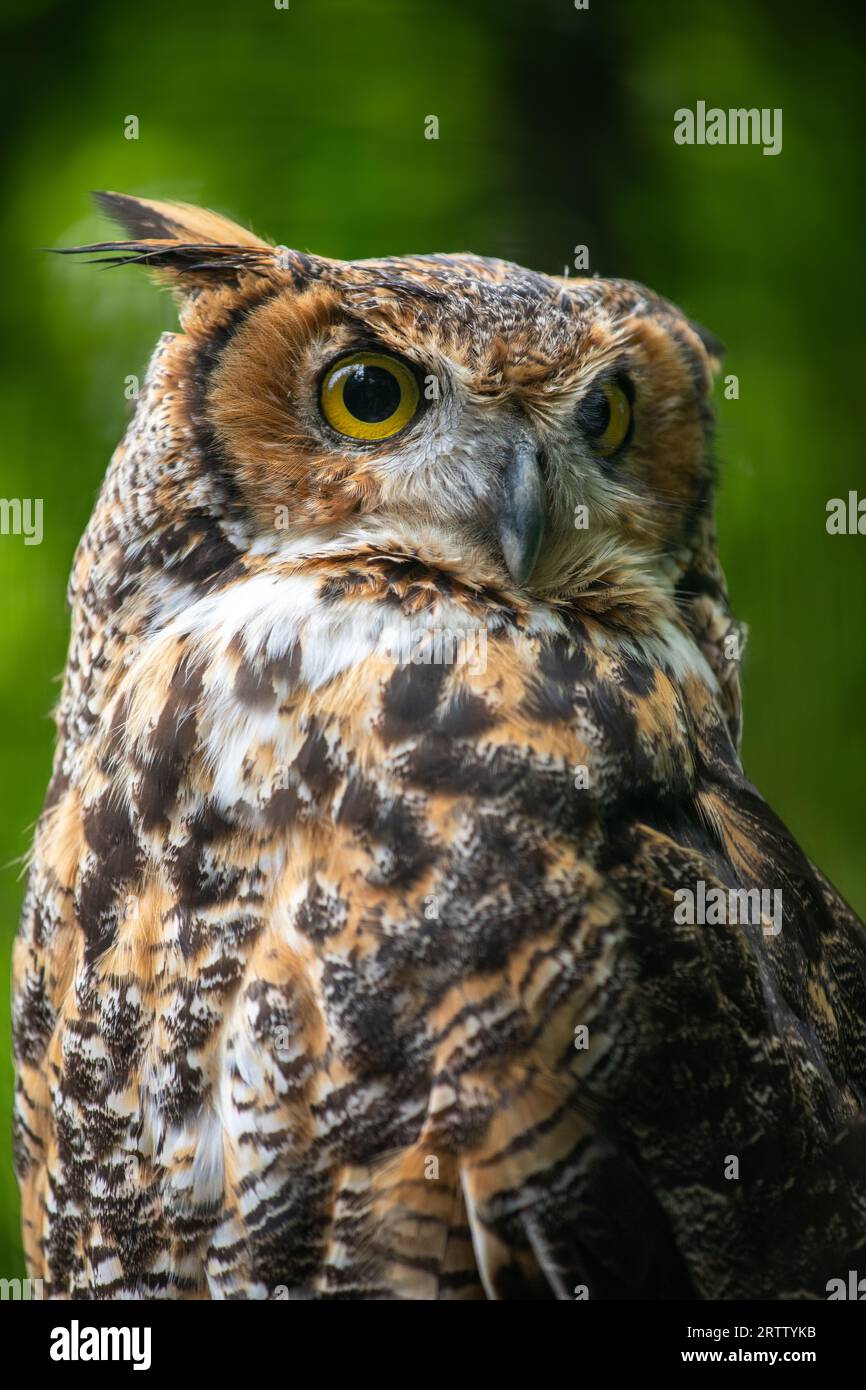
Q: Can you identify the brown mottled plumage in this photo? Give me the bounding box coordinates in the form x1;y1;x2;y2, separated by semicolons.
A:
13;193;866;1299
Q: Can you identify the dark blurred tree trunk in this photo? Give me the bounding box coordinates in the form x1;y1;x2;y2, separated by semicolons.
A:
469;0;632;276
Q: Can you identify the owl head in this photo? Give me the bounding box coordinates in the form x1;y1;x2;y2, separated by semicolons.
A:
64;193;741;737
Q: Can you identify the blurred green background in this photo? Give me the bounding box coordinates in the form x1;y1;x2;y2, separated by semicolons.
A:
0;0;863;1277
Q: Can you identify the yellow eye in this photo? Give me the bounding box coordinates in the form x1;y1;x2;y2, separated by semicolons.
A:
320;351;420;441
577;379;633;457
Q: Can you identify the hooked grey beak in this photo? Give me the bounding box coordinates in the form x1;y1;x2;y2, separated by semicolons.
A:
497;441;546;586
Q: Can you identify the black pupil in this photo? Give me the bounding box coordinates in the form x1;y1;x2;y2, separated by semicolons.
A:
577;387;611;437
342;364;402;423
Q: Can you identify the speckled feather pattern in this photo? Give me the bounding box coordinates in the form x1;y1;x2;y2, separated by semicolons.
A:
13;195;866;1299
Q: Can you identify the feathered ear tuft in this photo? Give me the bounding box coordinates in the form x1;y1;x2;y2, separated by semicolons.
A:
52;191;280;289
91;191;271;249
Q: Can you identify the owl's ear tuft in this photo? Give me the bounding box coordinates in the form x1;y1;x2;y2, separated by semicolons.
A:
52;192;282;293
688;319;726;377
91;192;271;250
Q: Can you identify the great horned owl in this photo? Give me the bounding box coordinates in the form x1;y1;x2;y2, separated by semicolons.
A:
13;193;866;1300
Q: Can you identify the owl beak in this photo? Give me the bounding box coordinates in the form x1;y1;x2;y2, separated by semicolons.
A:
497;441;546;586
